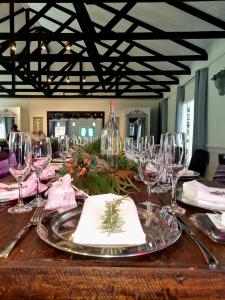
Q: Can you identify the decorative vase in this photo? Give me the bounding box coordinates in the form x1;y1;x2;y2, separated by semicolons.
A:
101;100;120;163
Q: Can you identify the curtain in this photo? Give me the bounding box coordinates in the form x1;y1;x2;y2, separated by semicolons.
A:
192;67;208;152
175;86;185;132
159;98;168;134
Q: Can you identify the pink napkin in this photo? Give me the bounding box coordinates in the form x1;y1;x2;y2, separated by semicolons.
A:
40;165;60;181
0;173;47;201
45;174;77;211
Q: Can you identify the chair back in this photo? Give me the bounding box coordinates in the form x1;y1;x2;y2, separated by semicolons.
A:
213;154;225;185
188;149;209;177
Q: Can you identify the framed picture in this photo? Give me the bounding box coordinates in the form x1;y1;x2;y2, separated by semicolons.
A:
33;117;43;134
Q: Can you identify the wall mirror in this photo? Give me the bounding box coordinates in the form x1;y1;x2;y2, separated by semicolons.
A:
125;109;148;140
0;109;16;139
47;111;105;138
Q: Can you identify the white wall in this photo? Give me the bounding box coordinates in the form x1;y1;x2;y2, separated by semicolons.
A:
166;39;225;180
0;98;161;140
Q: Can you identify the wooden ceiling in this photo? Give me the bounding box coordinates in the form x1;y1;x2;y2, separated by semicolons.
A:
0;0;225;98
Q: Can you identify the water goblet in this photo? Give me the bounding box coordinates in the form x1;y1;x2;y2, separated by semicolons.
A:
29;136;52;207
163;132;186;215
138;158;159;204
58;135;69;162
8;132;32;214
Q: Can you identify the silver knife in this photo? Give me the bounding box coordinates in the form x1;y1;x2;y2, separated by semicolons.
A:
177;217;218;269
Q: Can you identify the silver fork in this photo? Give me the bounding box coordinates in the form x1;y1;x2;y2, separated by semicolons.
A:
0;207;43;258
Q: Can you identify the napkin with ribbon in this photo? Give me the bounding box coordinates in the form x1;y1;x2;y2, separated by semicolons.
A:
45;174;77;211
40;165;60;181
0;173;47;201
183;180;225;209
71;193;146;246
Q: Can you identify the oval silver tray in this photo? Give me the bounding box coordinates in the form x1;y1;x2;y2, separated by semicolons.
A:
37;204;181;258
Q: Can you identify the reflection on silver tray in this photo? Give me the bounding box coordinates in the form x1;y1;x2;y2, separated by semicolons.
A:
190;213;225;243
37;204;181;258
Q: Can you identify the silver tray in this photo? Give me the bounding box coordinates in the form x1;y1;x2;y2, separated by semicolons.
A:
37;204;181;258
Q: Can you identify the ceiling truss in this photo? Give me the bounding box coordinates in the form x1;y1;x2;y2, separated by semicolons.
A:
0;1;225;98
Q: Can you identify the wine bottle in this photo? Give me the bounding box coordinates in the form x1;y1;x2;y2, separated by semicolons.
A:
101;100;120;161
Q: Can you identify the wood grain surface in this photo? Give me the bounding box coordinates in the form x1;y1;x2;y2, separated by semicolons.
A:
0;177;225;299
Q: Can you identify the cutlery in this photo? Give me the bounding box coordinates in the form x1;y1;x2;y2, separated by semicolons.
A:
0;207;43;258
177;217;218;269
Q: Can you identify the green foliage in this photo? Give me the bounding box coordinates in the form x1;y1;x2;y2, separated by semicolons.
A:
99;195;127;235
117;156;137;171
83;138;101;155
73;172;115;195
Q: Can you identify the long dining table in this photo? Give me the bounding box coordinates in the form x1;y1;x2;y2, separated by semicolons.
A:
0;176;225;299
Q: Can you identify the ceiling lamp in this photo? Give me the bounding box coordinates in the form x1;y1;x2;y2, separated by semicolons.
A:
66;76;70;83
72;121;76;127
47;77;52;83
41;42;46;51
65;43;71;51
82;76;86;83
57;122;60;127
92;121;96;127
10;42;16;52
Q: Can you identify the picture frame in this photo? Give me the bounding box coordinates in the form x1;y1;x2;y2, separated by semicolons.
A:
33;117;43;134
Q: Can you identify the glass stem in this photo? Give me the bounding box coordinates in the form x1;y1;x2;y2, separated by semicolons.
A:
171;177;178;208
17;179;24;207
36;176;40;198
147;185;151;202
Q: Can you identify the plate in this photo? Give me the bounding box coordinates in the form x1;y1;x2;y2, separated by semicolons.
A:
37;204;181;258
180;170;200;178
177;194;225;211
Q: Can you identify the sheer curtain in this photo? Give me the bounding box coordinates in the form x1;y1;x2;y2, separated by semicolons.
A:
192;67;208;152
158;98;168;135
175;86;185;133
0;118;6;139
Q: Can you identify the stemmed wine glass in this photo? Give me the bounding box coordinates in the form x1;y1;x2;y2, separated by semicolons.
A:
58;135;69;162
163;132;186;215
138;157;159;204
8;132;32;214
29;136;52;207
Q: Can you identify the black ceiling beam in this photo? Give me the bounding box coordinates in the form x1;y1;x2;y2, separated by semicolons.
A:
72;0;105;91
0;94;162;99
0;80;176;86
0;1;220;3
2;88;165;93
1;31;225;41
0;54;207;63
0;7;25;24
0;70;189;75
168;1;225;30
98;2;207;56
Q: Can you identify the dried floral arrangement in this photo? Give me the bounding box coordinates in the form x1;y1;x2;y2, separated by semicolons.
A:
58;139;139;195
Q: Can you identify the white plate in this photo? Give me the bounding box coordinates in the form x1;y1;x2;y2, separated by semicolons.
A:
177;195;225;211
180;170;200;178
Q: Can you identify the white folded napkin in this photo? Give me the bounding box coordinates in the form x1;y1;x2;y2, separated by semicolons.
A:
71;193;146;246
183;180;225;209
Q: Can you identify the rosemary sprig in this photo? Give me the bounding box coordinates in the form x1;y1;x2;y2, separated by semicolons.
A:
100;195;128;235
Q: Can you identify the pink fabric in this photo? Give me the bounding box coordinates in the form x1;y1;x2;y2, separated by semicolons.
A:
45;174;77;211
0;173;47;200
40;165;59;180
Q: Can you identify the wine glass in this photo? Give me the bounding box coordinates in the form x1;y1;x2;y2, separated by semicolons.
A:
163;132;186;215
58;135;69;162
138;157;159;204
144;135;154;157
29;136;52;207
8;132;32;214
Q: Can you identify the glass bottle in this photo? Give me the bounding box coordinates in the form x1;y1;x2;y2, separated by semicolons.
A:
101;100;120;165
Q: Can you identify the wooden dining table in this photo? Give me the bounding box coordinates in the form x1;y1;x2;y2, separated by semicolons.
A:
0;176;225;299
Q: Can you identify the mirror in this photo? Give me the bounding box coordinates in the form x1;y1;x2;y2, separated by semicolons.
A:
0;109;16;139
126;110;148;140
47;111;105;138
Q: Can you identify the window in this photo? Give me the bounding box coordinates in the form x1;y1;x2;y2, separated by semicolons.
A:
182;100;194;162
79;127;95;137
